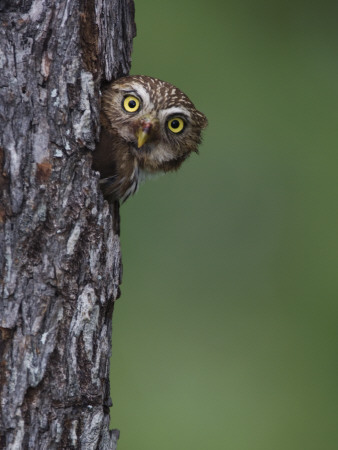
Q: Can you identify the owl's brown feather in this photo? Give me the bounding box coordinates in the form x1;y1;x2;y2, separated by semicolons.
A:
92;75;207;203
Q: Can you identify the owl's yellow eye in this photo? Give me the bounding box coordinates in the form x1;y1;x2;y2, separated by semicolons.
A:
167;117;185;134
123;95;140;113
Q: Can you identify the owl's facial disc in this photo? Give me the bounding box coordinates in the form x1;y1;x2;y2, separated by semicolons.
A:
136;116;159;148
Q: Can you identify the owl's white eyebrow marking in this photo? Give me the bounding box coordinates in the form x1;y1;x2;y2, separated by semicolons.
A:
121;89;139;94
159;106;191;122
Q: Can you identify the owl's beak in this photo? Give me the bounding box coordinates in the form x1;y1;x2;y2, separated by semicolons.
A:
136;118;154;148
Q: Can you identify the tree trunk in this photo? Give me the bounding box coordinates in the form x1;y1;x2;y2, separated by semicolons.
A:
0;1;135;448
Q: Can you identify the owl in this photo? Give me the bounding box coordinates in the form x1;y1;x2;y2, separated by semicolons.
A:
92;75;208;203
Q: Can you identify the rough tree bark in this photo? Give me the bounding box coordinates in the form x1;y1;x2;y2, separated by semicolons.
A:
0;0;135;448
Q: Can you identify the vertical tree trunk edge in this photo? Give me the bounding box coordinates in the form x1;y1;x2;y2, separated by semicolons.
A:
0;1;136;448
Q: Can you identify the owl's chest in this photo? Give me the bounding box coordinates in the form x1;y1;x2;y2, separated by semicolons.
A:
120;163;158;202
113;140;167;201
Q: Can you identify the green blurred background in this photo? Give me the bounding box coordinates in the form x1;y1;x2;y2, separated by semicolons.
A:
110;1;338;449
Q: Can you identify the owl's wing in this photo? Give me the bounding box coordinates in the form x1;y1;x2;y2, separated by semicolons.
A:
99;175;139;203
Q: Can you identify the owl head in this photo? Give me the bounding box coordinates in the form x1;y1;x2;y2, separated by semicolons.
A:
101;75;208;172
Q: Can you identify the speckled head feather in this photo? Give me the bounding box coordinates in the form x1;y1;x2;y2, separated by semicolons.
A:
93;75;208;202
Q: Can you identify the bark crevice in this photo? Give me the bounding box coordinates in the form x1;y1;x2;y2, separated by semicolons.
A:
0;1;135;448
